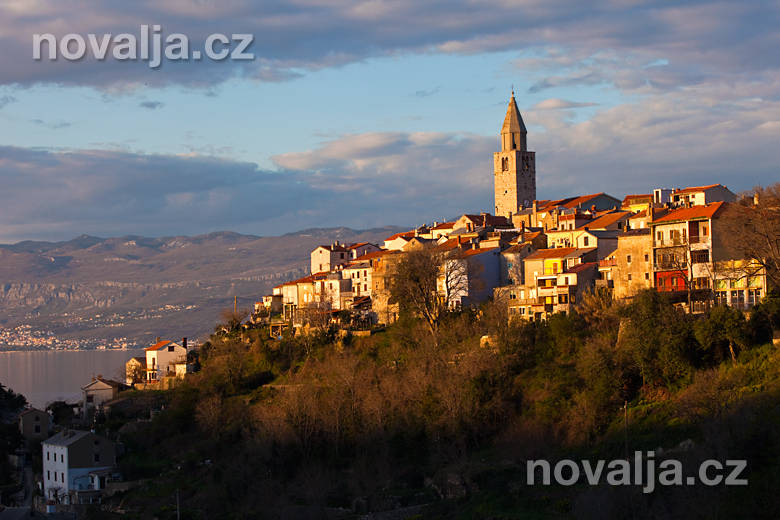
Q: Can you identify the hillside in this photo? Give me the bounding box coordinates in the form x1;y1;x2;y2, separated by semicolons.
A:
0;227;404;347
88;290;780;519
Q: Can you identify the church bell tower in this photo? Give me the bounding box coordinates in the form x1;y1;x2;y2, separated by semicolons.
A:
494;91;536;218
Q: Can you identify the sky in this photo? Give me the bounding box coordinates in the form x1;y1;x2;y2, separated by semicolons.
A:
0;0;778;242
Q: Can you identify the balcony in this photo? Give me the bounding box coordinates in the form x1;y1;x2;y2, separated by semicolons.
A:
655;238;685;247
599;258;617;267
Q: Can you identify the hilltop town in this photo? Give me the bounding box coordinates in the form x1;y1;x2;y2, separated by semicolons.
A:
254;92;770;334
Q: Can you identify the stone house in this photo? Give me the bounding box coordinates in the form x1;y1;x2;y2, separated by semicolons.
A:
18;407;50;442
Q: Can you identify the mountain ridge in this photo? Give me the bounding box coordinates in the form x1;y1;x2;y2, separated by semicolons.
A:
0;226;406;347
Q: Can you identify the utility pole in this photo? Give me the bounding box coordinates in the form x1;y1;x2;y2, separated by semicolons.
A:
176;488;180;520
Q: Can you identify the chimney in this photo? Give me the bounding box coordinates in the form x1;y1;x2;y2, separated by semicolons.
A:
754;192;760;206
182;337;187;350
155;336;161;343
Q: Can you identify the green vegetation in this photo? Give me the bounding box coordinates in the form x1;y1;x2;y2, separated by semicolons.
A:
97;290;780;519
0;383;25;498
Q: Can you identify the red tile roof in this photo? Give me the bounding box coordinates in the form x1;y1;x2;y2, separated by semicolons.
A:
525;247;579;260
460;247;498;257
145;340;172;351
460;214;511;227
315;244;349;252
672;184;723;195
538;193;611;211
622;194;652;204
653;201;726;223
349;249;390;263
385;230;415;241
432;221;456;230
579;211;631;230
567;262;598;273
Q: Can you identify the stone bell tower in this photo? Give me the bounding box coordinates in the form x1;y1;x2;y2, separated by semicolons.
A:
494;91;536;218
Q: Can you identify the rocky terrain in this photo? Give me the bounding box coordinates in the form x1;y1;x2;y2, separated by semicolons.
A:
0;227;403;348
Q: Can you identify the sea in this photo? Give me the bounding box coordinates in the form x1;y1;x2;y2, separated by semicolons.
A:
0;348;145;409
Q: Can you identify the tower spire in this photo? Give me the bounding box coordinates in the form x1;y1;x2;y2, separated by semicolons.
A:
501;91;527;140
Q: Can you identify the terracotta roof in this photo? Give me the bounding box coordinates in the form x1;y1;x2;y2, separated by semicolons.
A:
348;249;390;264
348;242;378;250
460;247;498;257
629;209;648;219
652;201;726;223
145;340;172;351
432;221;456;230
460;213;511;227
525;247;578;259
385;230;415;241
622;194;652;204
502;243;533;254
579;211;631;230
435;237;468;251
567;262;598;273
526;247;596;260
315;244;349;252
672;184;723;195
538;193;611;211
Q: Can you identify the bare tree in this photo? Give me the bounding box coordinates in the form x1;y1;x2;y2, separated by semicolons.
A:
720;183;780;289
217;307;250;333
389;245;476;342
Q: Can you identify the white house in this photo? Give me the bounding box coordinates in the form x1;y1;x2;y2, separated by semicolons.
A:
81;377;125;417
145;339;187;381
42;430;116;504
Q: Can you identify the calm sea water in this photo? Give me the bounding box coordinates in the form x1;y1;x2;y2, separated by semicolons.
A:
0;349;145;409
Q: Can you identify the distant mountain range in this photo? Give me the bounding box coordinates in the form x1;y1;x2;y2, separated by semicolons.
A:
0;226;404;347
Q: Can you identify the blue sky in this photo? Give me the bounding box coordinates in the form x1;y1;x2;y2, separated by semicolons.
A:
0;1;777;242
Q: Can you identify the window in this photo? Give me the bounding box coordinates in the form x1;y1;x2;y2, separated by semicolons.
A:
645;272;650;280
701;224;709;236
583;236;589;247
168;345;174;352
47;471;50;480
47;451;50;461
627;254;632;264
657;231;663;242
644;254;649;262
94;453;100;463
61;454;64;463
61;473;64;483
691;250;709;264
628;274;632;281
54;472;57;482
35;416;40;422
35;425;41;433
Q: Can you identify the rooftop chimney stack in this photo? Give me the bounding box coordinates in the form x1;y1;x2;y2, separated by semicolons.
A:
182;337;187;350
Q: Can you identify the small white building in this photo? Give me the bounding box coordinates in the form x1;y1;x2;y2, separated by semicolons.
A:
81;377;125;417
145;339;188;381
42;430;116;504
